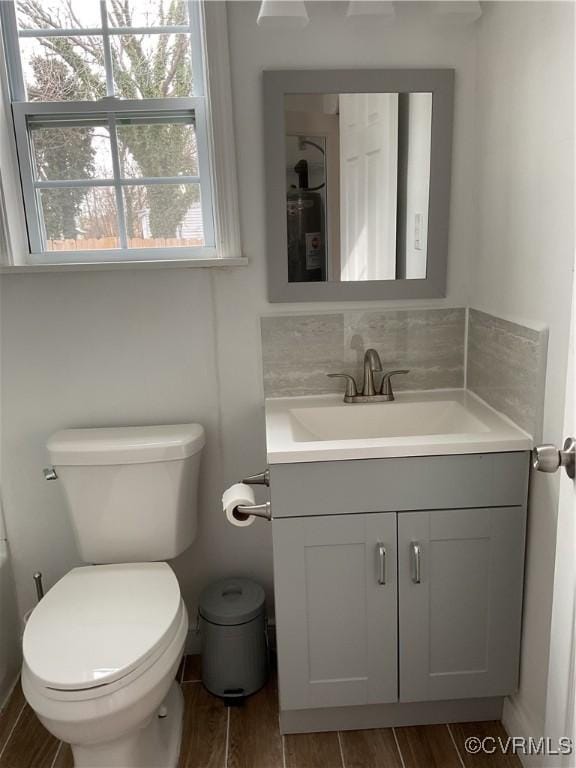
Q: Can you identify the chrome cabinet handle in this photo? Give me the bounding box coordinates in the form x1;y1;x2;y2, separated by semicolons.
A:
377;542;386;585
411;542;422;584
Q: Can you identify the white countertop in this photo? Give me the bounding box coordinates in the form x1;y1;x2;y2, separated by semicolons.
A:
265;389;533;464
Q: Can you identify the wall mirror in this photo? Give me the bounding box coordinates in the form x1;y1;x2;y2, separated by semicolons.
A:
263;70;454;302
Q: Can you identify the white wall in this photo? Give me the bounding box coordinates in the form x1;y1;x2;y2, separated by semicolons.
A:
0;268;21;706
472;1;575;743
0;2;479;625
0;534;20;706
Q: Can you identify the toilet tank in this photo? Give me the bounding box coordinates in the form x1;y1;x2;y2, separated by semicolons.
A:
47;424;205;564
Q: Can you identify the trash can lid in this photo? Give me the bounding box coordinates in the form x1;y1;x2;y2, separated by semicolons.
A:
199;578;265;626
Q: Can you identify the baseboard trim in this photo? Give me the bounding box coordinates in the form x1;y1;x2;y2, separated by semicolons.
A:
502;696;543;768
185;628;201;655
0;672;21;711
280;697;504;734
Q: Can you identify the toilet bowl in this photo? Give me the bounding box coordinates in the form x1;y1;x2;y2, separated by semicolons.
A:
23;562;188;768
23;423;205;767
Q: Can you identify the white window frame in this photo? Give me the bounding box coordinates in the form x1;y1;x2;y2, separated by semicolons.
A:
0;0;242;267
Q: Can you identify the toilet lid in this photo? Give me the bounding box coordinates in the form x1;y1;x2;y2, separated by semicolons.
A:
23;562;182;691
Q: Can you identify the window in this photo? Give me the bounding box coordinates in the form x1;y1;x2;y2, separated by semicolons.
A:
0;0;240;265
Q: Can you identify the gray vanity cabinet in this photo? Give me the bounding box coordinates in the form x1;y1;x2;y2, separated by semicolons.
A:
270;452;529;719
273;512;398;710
398;506;526;703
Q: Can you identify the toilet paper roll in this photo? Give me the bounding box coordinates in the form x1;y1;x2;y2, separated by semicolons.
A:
223;483;257;527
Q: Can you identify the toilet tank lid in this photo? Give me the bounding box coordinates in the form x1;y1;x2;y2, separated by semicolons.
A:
47;424;205;465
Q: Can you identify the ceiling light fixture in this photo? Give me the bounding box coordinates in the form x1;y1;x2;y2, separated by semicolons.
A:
431;1;482;24
257;0;310;28
346;1;395;20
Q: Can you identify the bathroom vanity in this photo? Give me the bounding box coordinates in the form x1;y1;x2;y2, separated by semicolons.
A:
265;391;532;733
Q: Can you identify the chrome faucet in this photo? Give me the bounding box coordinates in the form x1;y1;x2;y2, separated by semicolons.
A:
328;349;409;404
361;349;382;396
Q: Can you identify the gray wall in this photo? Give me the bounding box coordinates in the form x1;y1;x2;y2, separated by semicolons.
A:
0;1;480;622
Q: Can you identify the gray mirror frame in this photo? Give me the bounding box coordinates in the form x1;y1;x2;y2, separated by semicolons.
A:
263;69;455;302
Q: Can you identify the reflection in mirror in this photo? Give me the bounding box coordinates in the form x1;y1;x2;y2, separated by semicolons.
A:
284;93;432;283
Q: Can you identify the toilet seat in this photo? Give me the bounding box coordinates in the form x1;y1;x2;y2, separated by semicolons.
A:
23;562;182;694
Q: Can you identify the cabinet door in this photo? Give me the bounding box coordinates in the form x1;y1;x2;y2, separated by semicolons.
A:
398;507;526;702
273;513;397;710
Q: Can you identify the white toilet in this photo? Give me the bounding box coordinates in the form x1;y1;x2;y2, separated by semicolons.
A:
21;424;205;768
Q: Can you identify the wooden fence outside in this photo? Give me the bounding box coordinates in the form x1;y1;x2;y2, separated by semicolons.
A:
48;236;204;251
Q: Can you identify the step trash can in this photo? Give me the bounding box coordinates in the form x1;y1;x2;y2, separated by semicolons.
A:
198;578;268;702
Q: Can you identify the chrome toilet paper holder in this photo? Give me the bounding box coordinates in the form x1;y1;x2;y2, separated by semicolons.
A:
242;469;270;487
235;469;271;520
235;501;271;521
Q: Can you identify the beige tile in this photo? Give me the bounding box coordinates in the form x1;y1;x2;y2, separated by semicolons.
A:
261;314;345;396
467;309;547;436
344;308;466;391
260;308;467;398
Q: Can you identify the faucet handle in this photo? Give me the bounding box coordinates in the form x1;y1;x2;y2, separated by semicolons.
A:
380;370;410;399
327;373;358;398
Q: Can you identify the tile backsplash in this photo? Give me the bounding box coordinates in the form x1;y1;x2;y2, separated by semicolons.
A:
261;308;466;397
260;306;548;438
467;309;548;438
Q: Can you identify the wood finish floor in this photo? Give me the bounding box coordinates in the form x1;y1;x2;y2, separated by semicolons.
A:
0;656;522;768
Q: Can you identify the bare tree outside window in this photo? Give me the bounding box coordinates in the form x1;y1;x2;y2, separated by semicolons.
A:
16;0;203;251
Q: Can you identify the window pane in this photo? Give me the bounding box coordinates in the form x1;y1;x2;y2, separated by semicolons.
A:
107;0;188;27
123;184;203;248
17;1;102;31
116;118;198;178
41;187;120;250
20;37;106;101
111;34;192;99
31;124;113;180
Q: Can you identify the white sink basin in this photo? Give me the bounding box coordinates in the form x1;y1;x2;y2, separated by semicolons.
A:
265;390;532;463
289;399;490;442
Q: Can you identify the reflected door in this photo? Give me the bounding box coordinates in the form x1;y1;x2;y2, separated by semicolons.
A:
339;93;398;281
